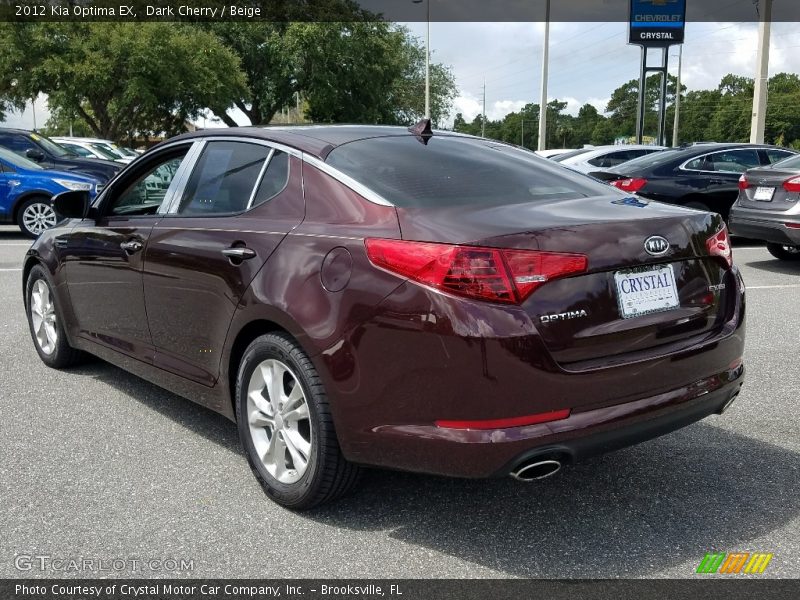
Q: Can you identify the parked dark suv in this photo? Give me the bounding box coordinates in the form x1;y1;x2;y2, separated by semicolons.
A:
590;143;796;220
23;125;745;508
0;128;121;185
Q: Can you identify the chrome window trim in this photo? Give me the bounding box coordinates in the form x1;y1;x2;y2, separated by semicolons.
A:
95;140;201;217
161;140;208;214
678;148;764;175
302;153;393;207
246;148;275;210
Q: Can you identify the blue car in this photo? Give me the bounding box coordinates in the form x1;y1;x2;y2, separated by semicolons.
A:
0;147;99;237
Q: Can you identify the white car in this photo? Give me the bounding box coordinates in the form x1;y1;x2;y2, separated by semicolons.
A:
52;137;135;164
535;148;575;160
555;144;666;174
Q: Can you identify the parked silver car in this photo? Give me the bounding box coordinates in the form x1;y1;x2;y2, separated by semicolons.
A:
729;153;800;261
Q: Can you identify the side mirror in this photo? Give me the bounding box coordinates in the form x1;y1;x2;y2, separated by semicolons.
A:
52;190;91;219
25;148;45;162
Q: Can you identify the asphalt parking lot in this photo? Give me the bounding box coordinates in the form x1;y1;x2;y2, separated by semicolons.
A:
0;224;798;579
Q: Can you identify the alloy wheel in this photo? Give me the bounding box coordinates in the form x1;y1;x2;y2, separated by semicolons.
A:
246;359;312;484
22;202;57;235
30;279;58;355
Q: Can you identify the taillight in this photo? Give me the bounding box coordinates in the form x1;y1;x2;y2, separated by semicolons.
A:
738;174;750;190
610;178;647;193
364;239;588;304
783;176;800;193
706;225;733;269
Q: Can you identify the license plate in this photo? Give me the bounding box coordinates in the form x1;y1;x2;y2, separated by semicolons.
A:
614;265;680;319
754;186;775;201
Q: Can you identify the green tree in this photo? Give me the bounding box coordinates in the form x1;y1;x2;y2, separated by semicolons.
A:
0;22;246;140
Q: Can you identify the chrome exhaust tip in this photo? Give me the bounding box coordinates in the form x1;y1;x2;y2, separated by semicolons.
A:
510;459;562;482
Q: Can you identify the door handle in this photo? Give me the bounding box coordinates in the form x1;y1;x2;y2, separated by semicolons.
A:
222;247;257;261
120;240;143;254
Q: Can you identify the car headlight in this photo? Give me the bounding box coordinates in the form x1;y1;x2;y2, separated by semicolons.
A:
54;179;93;192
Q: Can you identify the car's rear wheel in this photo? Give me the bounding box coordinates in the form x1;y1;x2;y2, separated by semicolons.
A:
25;265;84;368
18;196;58;238
235;332;361;509
766;242;800;261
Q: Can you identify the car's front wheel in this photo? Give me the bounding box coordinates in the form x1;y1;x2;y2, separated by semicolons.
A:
18;196;58;238
25;265;84;368
235;332;361;509
766;242;800;261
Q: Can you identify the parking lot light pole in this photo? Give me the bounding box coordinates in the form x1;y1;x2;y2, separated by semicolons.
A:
413;0;431;119
750;0;772;144
537;0;551;151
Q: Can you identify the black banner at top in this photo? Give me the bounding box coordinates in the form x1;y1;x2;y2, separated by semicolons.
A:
1;0;800;22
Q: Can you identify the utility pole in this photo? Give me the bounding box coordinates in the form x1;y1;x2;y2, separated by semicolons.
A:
412;0;431;119
521;119;524;147
750;0;772;144
481;79;486;137
537;0;550;151
672;45;682;147
31;98;36;131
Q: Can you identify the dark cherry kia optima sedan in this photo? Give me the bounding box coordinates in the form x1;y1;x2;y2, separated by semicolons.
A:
23;124;746;509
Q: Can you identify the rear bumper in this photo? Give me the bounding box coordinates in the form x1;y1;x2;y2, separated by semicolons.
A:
729;208;800;246
363;363;744;478
322;266;746;478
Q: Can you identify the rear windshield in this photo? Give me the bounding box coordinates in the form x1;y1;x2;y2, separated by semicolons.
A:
325;136;613;207
553;148;594;162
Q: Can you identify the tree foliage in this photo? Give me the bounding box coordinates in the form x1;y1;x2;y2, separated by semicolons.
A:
454;72;800;150
0;21;457;140
0;22;246;139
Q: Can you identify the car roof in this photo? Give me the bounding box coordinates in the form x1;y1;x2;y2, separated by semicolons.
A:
0;127;35;135
164;125;473;160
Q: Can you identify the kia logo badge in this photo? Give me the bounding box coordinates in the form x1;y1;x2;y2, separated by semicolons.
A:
644;236;670;256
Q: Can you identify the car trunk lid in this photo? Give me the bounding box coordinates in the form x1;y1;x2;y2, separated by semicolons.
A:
396;195;734;368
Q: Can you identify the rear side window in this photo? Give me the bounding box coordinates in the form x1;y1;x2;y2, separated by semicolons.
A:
325;136;612;207
251;150;290;208
766;149;795;164
178;141;270;215
770;153;800;169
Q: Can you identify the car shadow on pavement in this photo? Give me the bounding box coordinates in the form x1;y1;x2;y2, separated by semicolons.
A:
72;361;798;578
308;424;799;578
746;259;800;276
70;361;244;455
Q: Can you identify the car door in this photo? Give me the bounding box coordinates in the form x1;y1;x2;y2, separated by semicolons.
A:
61;142;198;362
142;139;303;387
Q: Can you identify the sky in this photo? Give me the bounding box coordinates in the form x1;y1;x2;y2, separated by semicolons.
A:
2;21;799;131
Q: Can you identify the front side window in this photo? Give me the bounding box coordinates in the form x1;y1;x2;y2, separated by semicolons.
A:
707;150;759;173
107;151;188;216
0;134;37;156
177;141;270;215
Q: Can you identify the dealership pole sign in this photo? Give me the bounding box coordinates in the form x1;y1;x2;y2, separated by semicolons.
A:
629;0;686;46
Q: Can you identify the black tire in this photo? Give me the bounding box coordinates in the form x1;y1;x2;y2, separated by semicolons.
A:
766;242;800;261
17;196;58;238
24;265;85;368
235;332;361;509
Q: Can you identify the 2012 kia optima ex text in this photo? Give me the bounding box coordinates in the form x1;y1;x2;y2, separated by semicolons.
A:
23;124;745;509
